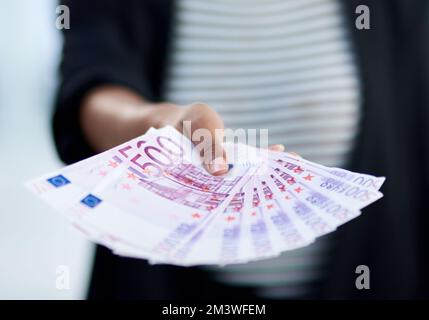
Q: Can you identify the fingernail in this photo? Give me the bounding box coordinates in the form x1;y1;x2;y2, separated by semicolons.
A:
207;157;228;174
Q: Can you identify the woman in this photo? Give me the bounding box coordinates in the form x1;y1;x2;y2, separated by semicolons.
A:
54;0;429;299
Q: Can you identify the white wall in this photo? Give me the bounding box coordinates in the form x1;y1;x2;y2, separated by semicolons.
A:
0;0;93;299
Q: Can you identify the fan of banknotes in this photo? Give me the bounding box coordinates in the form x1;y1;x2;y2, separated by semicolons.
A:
26;126;385;266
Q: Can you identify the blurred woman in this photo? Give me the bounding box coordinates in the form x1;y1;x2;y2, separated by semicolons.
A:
53;0;429;299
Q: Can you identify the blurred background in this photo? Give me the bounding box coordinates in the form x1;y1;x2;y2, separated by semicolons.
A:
0;0;92;299
0;0;427;300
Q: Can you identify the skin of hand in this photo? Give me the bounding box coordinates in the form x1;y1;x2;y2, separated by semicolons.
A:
80;85;285;175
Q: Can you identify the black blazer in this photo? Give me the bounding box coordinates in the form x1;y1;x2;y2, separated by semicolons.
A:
53;0;429;299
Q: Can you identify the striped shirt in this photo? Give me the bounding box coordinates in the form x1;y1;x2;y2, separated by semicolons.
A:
164;0;361;298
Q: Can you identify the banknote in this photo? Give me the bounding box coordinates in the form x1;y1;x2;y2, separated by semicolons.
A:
26;126;385;266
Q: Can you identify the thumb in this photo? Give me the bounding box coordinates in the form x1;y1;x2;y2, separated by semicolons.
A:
204;129;228;176
184;103;228;176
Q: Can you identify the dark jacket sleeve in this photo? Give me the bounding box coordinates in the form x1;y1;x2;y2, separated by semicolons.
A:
424;6;429;182
53;0;153;164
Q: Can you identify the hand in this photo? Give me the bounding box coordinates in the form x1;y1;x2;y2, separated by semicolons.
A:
162;102;229;175
155;102;286;175
80;85;285;176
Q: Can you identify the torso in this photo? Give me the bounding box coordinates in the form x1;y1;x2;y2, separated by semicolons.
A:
164;0;361;298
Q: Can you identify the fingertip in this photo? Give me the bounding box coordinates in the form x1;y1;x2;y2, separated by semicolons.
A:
206;157;228;175
269;144;285;152
210;167;229;176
